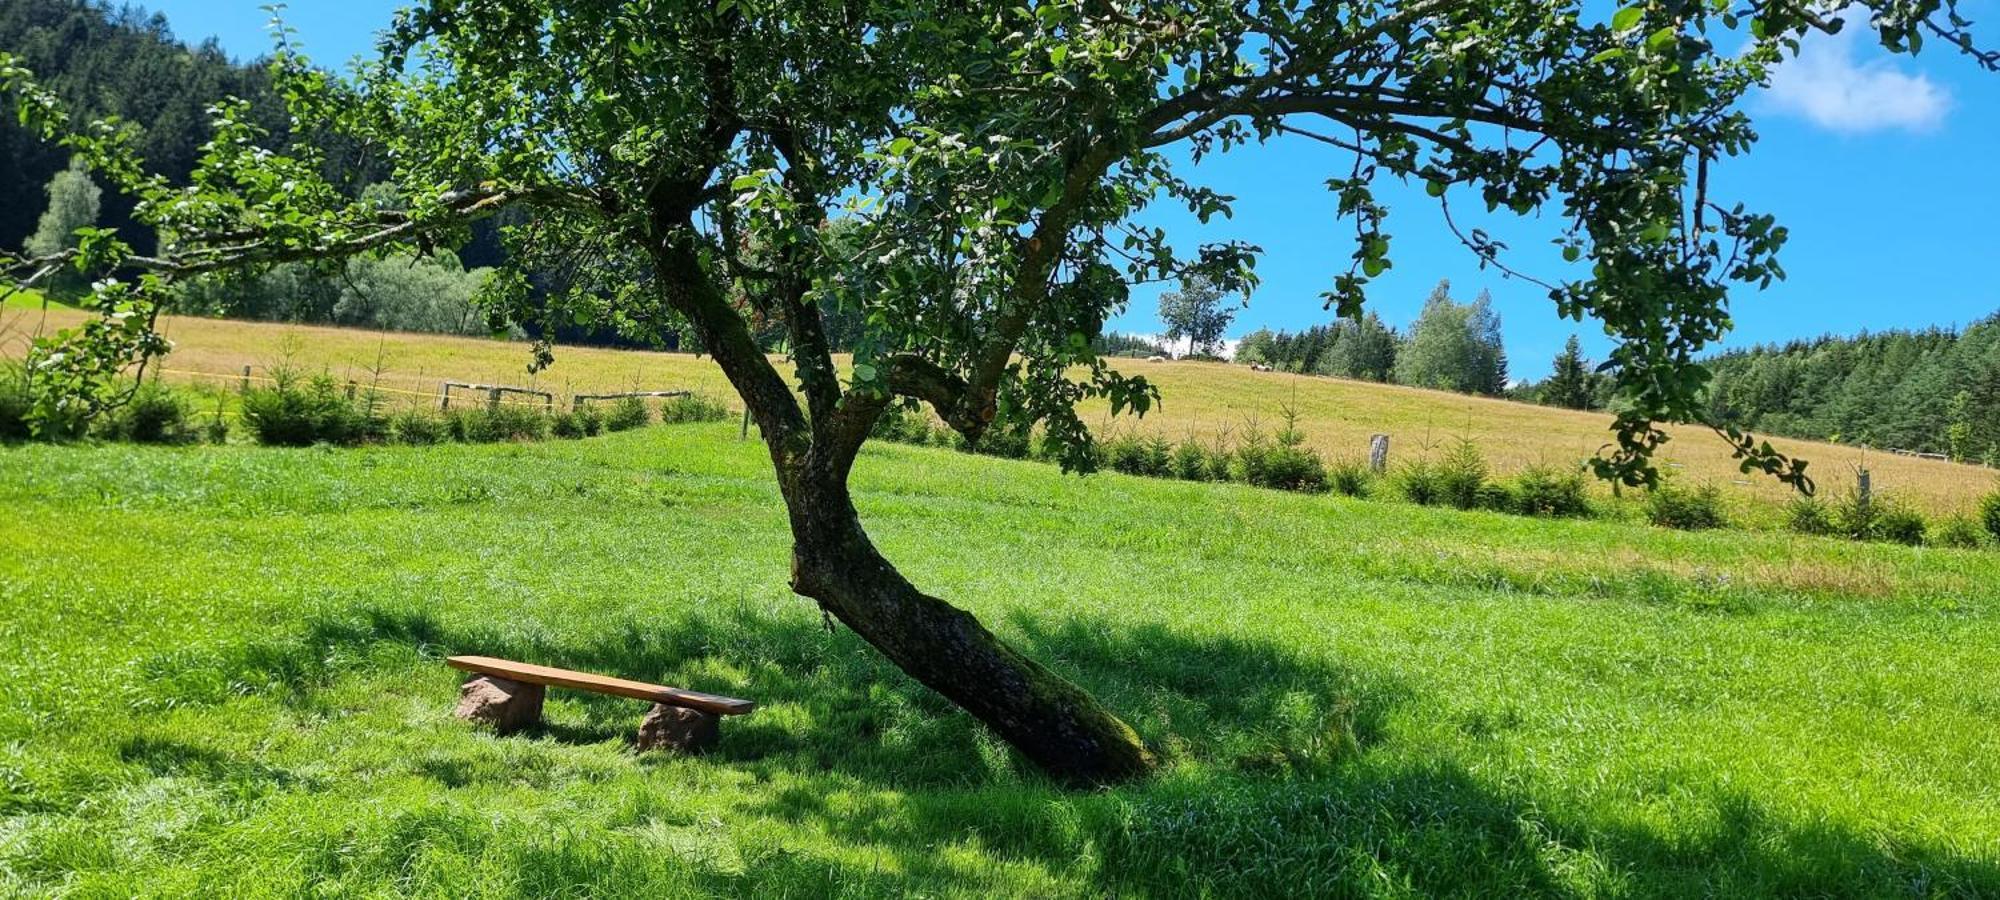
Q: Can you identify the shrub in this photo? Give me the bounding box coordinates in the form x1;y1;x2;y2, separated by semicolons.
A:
391;409;447;445
1228;432;1272;485
1327;457;1372;497
202;410;230;445
929;424;967;450
0;362;88;441
870;404;932;444
1983;492;2000;543
1222;406;1329;493
0;368;30;441
1845;496;1926;546
445;405;550;442
1474;481;1514;512
1931;515;1987;549
1435;440;1490;510
1141;436;1173;477
1830;490;1881;541
1786;496;1835;536
1392;458;1443;506
240;373;377;446
603;395;652;431
973;415;1034;460
487;404;551;441
1107;435;1170;477
1513;465;1591;518
1251;445;1328;493
96;383;198;444
1647;483;1726;530
1206;439;1234;482
551;410;591;439
1873;505;1929;546
660;392;730;424
1817;488;1925;544
444;408;486;442
1170;439;1216;482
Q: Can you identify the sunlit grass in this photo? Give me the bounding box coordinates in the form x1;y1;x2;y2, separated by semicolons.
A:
2;424;1997;895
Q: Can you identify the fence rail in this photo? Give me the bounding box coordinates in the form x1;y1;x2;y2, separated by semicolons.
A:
154;365;703;413
571;389;690;411
440;381;554;412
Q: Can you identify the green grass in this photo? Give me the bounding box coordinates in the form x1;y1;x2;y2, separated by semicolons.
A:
2;424;1998;896
0;287;66;311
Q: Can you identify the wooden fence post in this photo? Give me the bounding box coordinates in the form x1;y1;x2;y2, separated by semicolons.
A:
1369;434;1390;473
239;365;251;394
487;387;502;412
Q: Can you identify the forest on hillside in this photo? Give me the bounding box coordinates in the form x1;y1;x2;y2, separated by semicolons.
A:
4;1;701;347
0;1;294;254
1704;316;2000;465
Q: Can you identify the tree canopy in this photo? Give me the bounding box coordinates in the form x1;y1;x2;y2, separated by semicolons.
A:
3;0;1993;783
23;156;99;295
1395;280;1509;394
1158;276;1238;357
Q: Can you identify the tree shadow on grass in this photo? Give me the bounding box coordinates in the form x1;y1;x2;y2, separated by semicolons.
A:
190;598;1401;789
129;599;2000;897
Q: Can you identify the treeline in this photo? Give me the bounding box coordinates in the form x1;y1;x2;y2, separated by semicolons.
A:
1703;315;2000;465
1236;280;1507;394
0;1;353;255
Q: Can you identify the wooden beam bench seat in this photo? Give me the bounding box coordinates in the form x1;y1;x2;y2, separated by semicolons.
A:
445;654;753;753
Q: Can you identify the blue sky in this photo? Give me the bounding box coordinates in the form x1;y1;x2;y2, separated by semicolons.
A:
145;1;2000;377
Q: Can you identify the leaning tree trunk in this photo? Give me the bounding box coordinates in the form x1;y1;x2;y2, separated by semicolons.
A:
641;233;1150;785
781;468;1155;785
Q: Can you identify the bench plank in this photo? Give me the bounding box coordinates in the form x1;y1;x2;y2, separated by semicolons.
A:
446;655;755;716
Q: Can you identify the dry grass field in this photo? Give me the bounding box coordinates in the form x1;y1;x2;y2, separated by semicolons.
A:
7;303;1994;519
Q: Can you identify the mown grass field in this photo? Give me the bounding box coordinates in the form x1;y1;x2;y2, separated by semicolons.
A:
3;422;1999;896
8;306;1993;521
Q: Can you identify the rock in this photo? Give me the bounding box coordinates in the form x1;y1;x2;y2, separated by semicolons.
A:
635;703;720;754
453;675;544;734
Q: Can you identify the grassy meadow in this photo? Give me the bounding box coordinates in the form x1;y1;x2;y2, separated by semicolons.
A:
7;306;1993;523
3;422;1999;896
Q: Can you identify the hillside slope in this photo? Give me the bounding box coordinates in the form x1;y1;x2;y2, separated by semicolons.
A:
7;305;1995;516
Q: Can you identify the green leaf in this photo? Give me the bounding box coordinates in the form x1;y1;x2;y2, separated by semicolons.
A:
1612;5;1644;32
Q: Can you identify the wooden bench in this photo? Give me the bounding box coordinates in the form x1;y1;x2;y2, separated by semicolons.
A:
446;655;754;752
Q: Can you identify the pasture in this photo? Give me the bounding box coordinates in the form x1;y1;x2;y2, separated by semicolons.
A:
3;422;1998;896
8;306;1992;522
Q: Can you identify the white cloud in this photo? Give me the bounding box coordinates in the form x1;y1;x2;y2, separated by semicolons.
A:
1763;24;1950;133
